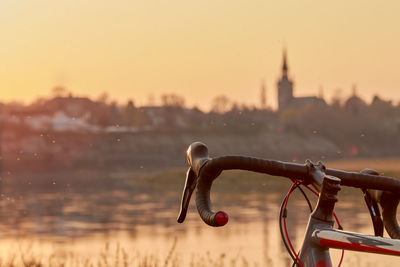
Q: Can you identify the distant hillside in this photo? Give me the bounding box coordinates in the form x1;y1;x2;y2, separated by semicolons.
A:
3;129;399;174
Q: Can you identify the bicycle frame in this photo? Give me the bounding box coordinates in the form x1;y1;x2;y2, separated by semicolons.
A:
314;229;400;256
298;175;400;267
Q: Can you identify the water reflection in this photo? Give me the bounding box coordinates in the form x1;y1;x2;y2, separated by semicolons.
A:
0;169;398;266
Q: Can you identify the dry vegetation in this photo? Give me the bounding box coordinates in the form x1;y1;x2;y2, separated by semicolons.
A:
0;240;264;267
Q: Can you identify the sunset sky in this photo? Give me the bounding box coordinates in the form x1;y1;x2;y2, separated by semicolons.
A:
1;0;399;109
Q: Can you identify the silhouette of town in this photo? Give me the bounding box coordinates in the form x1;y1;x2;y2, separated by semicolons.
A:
1;50;399;172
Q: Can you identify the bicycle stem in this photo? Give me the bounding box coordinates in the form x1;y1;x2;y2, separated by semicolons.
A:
298;175;341;267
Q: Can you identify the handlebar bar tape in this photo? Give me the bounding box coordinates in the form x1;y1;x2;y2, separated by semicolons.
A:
194;156;307;227
380;192;400;239
196;173;228;227
186;142;400;230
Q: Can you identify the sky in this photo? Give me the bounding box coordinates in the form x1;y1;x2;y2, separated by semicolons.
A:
1;0;399;109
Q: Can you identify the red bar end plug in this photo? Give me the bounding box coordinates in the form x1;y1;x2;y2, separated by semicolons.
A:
216;211;229;226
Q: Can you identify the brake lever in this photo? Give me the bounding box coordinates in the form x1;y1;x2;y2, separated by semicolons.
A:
360;169;384;237
177;168;198;223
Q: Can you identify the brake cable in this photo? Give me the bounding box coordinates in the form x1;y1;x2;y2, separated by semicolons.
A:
279;180;344;267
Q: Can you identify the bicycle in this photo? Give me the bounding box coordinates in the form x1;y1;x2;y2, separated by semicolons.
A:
177;142;400;267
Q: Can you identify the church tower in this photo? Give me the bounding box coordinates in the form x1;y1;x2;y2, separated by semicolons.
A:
260;80;267;109
277;49;293;111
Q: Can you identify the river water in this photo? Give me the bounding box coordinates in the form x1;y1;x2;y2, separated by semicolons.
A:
0;168;399;266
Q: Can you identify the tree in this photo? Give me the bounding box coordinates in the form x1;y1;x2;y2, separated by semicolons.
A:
123;100;136;126
123;100;150;127
97;92;109;104
52;86;67;97
211;95;231;114
161;94;185;108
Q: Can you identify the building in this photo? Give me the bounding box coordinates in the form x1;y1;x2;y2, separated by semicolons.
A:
277;50;326;111
344;87;368;115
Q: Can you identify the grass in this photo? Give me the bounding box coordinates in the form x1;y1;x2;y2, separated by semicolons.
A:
0;239;394;267
0;240;265;267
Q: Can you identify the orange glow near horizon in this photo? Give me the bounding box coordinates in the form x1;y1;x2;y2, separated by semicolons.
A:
1;0;399;109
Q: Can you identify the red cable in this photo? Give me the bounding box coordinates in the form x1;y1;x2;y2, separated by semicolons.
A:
338;249;345;267
283;181;304;267
283;180;345;267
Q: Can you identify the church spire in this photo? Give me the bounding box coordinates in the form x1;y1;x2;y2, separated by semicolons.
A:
277;47;293;111
282;48;288;75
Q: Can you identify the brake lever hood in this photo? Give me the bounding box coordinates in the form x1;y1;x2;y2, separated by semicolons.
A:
177;168;197;223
